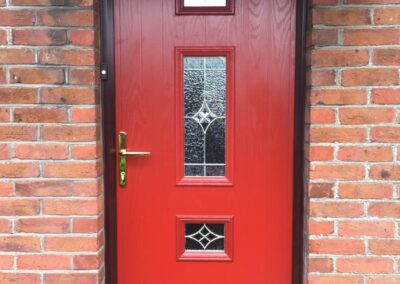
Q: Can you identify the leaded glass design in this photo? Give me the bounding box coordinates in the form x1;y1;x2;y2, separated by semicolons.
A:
185;223;225;251
184;56;226;177
184;0;227;7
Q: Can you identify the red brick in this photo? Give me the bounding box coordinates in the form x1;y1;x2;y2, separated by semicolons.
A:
338;146;392;162
0;163;39;178
310;89;367;105
14;107;67;123
69;69;98;85
0;29;7;45
16;181;71;197
16;218;69;233
73;180;102;197
0;10;35;26
69;29;96;46
309;239;365;254
337;257;393;273
0;48;35;64
72;144;101;160
372;127;400;142
11;0;93;6
0;182;13;197
0;108;10;122
373;49;400;66
10;68;64;84
44;236;99;252
344;29;400;46
0;273;40;284
39;48;97;66
307;69;336;86
0;126;36;141
42;162;101;178
0;88;36;104
38;10;95;27
0;145;10;160
371;165;400;181
15;144;68;160
375;8;400;24
309;108;336;124
310;164;365;180
40;87;96;104
342;69;399;86
313;8;370;25
308;258;333;273
308;183;334;198
44;273;98;284
311;29;338;46
340;108;395;124
369;277;400;284
308;221;334;235
0;200;39;216
369;202;400;218
372;89;400;104
369;240;400;255
0;68;5;84
0;256;14;269
74;253;102;269
71;107;99;123
41;125;99;142
310;128;366;142
43;199;102;215
339;221;394;237
12;29;67;46
339;183;392;199
73;217;102;233
17;255;71;270
312;0;339;5
311;49;369;67
308;275;363;284
308;146;334;161
310;202;364;217
0;236;40;252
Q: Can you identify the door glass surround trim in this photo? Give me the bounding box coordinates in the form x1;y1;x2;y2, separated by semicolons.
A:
176;47;235;186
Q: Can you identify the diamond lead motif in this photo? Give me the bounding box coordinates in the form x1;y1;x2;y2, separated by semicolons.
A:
185;224;224;250
191;99;218;133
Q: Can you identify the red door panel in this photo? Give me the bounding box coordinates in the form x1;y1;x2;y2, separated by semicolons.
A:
115;0;295;283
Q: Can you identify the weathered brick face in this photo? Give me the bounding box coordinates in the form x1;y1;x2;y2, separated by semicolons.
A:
307;0;400;283
0;0;103;283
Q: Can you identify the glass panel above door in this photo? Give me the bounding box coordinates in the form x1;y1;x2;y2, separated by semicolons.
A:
184;56;226;177
184;0;227;7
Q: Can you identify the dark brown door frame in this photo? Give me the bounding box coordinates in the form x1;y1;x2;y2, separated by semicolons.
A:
100;0;308;282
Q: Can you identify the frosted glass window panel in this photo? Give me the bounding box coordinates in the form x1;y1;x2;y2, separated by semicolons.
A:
184;0;227;7
184;56;226;177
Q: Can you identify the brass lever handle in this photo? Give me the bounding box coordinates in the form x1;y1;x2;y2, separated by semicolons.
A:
118;131;150;187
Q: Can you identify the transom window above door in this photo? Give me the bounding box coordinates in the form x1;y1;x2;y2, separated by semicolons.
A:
176;0;234;15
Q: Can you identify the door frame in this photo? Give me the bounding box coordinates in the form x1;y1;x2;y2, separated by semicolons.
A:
100;0;308;282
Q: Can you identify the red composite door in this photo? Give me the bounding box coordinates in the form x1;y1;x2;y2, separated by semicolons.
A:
115;0;296;283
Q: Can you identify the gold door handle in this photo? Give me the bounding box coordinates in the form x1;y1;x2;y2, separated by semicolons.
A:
118;132;150;187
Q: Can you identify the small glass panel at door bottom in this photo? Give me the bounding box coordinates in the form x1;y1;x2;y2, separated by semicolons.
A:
184;56;226;177
177;216;233;261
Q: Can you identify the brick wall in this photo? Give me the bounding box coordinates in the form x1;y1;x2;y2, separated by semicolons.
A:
307;0;400;283
0;0;103;283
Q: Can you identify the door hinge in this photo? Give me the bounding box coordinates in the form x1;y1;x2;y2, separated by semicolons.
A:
100;63;108;81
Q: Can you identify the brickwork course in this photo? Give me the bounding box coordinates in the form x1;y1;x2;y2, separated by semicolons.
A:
307;0;400;283
0;0;103;283
0;0;399;283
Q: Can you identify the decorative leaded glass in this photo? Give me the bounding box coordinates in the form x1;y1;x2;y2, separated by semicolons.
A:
184;56;226;177
184;0;227;7
185;223;225;251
